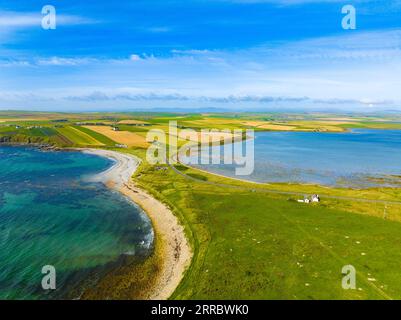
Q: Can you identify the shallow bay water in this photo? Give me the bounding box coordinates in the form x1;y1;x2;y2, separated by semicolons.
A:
0;146;153;299
192;129;401;188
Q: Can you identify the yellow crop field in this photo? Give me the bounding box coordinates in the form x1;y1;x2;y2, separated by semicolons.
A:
118;119;150;125
84;126;149;148
257;124;296;130
177;130;242;143
0;118;47;122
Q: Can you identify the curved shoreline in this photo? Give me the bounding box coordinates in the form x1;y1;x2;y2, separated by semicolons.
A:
81;148;192;300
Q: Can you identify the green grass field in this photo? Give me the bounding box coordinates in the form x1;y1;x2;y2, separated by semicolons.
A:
0;125;71;146
72;126;117;146
125;158;401;300
3;111;401;299
55;126;104;146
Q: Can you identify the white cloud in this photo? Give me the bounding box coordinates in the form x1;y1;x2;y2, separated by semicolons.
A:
129;54;143;62
0;12;40;27
60;89;392;107
171;49;215;55
36;57;96;66
0;10;97;29
2;28;401;110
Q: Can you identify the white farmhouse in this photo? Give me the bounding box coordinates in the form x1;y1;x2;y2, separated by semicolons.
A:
311;194;320;203
297;194;320;204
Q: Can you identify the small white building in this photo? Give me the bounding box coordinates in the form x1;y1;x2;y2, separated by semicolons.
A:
298;194;320;204
311;194;320;203
297;197;310;204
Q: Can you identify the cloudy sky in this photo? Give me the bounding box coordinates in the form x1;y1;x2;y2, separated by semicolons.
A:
1;0;401;111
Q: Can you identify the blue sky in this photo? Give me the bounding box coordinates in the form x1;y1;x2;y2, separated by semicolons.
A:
1;0;401;111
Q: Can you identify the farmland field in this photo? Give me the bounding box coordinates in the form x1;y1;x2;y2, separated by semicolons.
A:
73;126;117;146
83;126;149;148
2;111;401;300
56;126;104;146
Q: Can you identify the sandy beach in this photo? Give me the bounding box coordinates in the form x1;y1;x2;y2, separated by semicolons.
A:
81;148;192;300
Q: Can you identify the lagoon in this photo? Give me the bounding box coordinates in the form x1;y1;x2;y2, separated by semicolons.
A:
192;129;401;188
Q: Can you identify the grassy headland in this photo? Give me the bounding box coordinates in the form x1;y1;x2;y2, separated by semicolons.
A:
2;111;401;299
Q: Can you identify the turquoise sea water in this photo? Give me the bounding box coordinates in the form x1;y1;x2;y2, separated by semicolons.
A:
0;146;153;299
192;129;401;188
